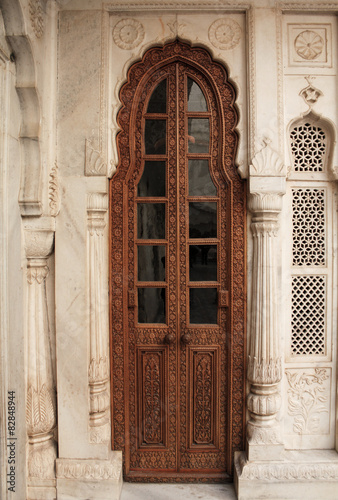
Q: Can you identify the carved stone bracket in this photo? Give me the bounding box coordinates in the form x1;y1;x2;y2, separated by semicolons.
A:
85;139;107;176
23;217;57;479
87;193;110;443
247;148;286;461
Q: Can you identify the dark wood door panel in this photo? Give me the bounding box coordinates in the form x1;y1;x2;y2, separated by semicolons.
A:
110;41;246;482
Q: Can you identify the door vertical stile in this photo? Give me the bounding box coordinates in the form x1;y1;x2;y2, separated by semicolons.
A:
123;182;130;475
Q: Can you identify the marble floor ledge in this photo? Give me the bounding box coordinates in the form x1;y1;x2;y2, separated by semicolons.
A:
120;482;237;500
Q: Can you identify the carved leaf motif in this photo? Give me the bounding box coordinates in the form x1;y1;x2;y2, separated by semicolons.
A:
286;368;329;435
26;384;56;435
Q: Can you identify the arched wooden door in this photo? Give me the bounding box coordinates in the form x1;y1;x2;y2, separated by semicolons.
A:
110;41;245;482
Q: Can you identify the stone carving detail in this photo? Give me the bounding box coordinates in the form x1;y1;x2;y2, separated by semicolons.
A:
24;220;57;479
295;30;324;60
87;193;110;441
208;18;241;50
286;368;329;435
49;162;60;217
26;384;56;436
29;0;44;38
113;18;145;50
56;457;122;481
167;20;186;37
299;77;323;107
250;139;285;176
85;139;107;176
236;451;338;480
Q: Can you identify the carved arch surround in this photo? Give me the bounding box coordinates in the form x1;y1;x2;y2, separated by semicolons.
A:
110;40;246;478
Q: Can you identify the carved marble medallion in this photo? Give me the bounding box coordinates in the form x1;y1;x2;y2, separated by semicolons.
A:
208;19;241;50
113;18;145;50
294;30;324;60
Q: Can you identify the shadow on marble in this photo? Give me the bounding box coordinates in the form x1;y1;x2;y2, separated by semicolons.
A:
121;483;237;500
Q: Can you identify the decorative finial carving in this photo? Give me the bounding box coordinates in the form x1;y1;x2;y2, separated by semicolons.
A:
299;76;323;108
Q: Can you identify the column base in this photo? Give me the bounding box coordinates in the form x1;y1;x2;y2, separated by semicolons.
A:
235;450;338;500
28;478;56;500
56;452;123;500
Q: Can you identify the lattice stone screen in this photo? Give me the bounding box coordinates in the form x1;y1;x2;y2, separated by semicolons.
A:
291;187;327;356
291;274;326;355
292;188;326;267
290;122;327;172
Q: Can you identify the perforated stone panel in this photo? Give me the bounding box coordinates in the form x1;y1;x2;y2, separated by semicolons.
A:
292;188;326;267
290;122;326;172
291;275;326;355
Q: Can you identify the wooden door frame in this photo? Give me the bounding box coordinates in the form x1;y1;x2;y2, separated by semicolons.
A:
109;39;246;480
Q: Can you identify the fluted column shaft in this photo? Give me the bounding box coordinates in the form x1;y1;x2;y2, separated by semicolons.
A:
87;193;110;442
247;181;285;461
24;220;56;479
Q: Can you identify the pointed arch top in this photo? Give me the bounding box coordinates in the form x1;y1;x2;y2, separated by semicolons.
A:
114;40;240;182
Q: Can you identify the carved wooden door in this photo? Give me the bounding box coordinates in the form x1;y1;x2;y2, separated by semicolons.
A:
110;42;245;482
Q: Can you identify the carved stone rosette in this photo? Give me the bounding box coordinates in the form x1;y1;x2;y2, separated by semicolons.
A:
247;145;286;460
24;218;57;479
87;193;110;442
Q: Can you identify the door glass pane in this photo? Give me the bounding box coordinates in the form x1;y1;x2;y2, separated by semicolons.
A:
189;245;217;281
190;288;218;324
189;202;217;238
137;203;165;239
138;288;166;323
188;118;209;153
138;246;166;282
188;159;216;196
187;77;208;112
138;161;166;197
145;120;166;154
147;79;167;114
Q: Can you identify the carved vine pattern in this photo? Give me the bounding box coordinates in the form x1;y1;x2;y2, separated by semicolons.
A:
194;353;213;444
110;40;245;481
286;368;329;435
143;353;162;444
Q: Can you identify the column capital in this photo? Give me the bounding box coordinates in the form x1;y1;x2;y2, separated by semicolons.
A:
23;216;55;260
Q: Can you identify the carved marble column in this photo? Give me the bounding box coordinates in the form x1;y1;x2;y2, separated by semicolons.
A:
87;193;110;443
246;143;286;461
24;218;57;479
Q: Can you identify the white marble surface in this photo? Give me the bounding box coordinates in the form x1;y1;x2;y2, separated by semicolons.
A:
121;483;237;500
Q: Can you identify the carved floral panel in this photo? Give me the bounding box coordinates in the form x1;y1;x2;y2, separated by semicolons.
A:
285;368;331;436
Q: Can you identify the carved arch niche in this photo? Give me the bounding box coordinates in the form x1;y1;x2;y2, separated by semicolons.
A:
110;40;246;480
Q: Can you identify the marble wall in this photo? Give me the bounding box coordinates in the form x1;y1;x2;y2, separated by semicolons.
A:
0;1;338;499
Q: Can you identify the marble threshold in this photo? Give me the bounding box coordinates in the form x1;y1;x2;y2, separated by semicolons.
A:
120;482;237;500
